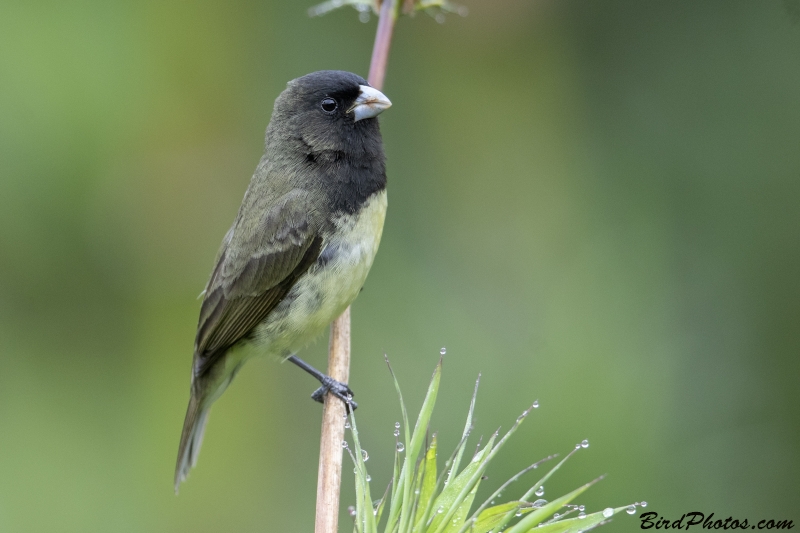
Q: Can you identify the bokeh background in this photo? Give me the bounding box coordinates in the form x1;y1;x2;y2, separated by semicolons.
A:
1;0;799;531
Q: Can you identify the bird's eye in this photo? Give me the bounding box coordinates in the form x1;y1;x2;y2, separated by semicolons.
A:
321;98;338;113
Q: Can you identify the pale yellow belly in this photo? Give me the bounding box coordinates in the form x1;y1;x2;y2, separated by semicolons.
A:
248;190;387;359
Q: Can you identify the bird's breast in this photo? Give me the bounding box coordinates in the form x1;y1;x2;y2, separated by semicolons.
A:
309;188;388;309
251;190;387;357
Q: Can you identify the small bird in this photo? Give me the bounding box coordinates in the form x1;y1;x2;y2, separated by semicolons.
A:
175;70;391;490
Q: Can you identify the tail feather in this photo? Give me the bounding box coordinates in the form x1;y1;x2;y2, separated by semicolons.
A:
175;394;210;492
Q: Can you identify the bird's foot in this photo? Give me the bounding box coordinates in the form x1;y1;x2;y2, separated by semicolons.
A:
311;376;357;411
287;355;357;410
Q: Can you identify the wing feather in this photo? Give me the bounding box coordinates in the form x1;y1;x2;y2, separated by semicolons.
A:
192;189;322;376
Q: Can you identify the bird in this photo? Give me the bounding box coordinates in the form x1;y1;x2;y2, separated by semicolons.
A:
175;70;391;491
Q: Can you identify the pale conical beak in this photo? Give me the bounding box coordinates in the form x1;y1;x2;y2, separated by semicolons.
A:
350;85;392;122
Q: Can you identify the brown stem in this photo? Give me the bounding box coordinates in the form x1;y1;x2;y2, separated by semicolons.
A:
314;3;398;532
368;0;397;90
314;307;351;533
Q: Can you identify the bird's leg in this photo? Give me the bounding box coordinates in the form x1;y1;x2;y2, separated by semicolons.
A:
287;355;357;410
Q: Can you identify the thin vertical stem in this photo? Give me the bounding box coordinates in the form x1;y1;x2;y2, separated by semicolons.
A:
315;307;351;533
368;0;397;90
314;2;398;532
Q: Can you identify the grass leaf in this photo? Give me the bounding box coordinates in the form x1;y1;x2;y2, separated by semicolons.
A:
471;501;529;533
426;434;496;533
504;477;603;533
385;357;442;533
412;434;439;532
343;361;634;533
446;375;480;487
441;480;480;533
518;506;628;533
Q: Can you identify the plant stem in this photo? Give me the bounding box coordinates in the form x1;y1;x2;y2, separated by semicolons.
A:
368;0;398;90
314;2;399;531
315;307;351;533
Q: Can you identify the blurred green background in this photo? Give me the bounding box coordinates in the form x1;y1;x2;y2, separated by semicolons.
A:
1;0;799;531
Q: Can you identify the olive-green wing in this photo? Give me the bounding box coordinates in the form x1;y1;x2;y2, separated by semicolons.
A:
193;189;322;376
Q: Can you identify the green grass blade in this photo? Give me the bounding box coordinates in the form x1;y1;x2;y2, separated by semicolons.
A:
470;501;530;533
374;479;392;527
434;428;472;499
430;402;536;533
400;359;442;533
421;420;481;529
406;432;430;533
446;375;480;487
412;434;439;533
489;447;581;533
521;448;580;502
519;506;628;533
354;469;366;533
386;358;442;533
441;478;481;533
462;454;557;533
348;408;377;533
389;432;402;524
350;363;626;533
383;355;414;533
425;434;496;533
504;477;603;533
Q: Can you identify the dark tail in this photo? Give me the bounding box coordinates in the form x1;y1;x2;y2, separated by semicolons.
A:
174;393;210;493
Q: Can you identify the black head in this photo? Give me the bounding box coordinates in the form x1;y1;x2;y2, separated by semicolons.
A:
266;70;391;159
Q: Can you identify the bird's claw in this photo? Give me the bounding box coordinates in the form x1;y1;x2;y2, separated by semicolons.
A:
311;376;357;411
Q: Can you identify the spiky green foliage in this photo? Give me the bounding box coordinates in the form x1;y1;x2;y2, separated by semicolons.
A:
343;358;643;533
